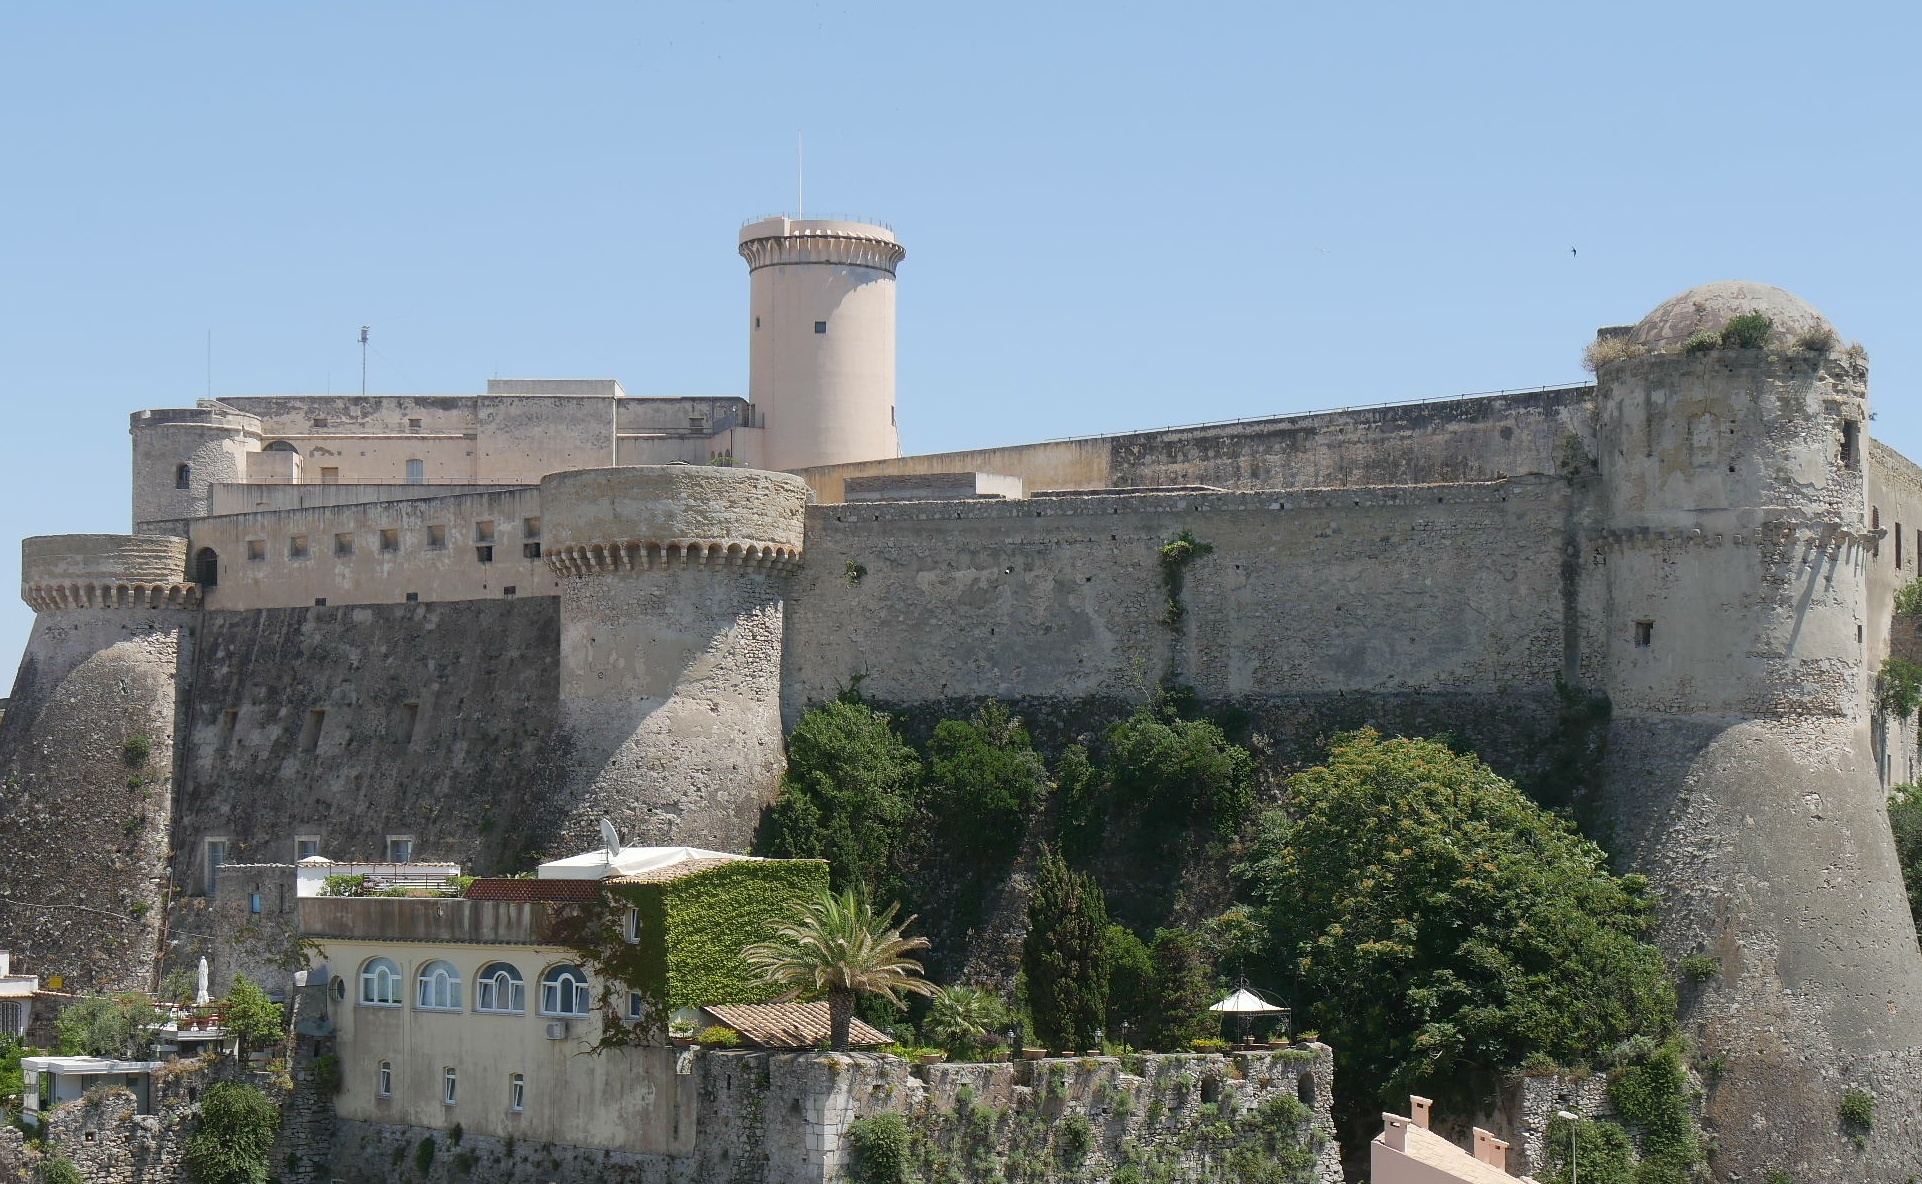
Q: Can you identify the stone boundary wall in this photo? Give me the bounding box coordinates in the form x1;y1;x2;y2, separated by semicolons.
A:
322;1047;1338;1184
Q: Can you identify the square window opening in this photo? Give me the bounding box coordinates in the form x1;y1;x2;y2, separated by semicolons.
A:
426;525;447;550
475;520;496;544
334;532;354;557
246;539;266;562
405;592;419;603
522;516;541;539
523;542;542;559
313;597;327;607
476;545;494;563
387;836;415;863
288;535;309;560
502;585;516;597
813;320;827;334
1633;621;1654;648
379;528;399;553
295;836;321;861
320;466;340;484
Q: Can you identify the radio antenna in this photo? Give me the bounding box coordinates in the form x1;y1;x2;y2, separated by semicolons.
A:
797;131;804;218
359;326;370;395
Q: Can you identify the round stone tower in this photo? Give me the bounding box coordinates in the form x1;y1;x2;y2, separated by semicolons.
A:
1591;284;1922;1178
0;535;201;993
739;216;904;472
128;404;262;532
540;465;807;854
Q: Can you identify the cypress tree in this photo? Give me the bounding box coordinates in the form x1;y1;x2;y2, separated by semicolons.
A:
1022;848;1110;1051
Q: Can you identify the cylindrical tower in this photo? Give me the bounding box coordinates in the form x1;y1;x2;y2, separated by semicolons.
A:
541;465;807;854
1591;283;1922;1179
739;216;903;472
0;535;200;993
129;404;262;532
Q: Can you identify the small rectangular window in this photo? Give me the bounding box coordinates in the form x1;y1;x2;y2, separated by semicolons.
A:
689;416;706;431
334;532;354;557
624;907;642;943
523;542;542;559
1842;420;1861;471
387;836;415;863
443;1067;458;1106
627;992;647;1021
1900;524;1905;570
476;545;494;563
522;517;541;539
510;1073;525;1112
475;520;496;544
249;892;263;915
300;709;326;752
1634;621;1654;648
405;459;425;485
295;836;320;861
313;417;330;429
399;702;419;745
408;418;422;432
320;466;340;484
405;592;419;603
205;839;228;895
427;524;447;550
288;535;309;560
246;539;266;562
378;1062;392;1097
502;585;516;597
221;709;239;742
379;528;399;553
814;320;827;334
313;597;327;607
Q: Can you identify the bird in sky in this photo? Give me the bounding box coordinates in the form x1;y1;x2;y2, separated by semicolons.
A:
1571;247;1578;257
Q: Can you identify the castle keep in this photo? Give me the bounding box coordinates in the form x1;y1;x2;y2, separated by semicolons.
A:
1;207;1919;1179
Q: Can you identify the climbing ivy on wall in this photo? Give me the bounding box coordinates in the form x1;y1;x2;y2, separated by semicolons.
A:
1157;530;1214;628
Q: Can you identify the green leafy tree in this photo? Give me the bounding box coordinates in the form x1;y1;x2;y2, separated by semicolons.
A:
1054;744;1105;861
1141;928;1217;1050
923;986;1012;1059
757;701;922;899
924;703;1049;862
183;1081;279;1184
1243;729;1676;1130
223;975;284;1050
0;1035;26;1123
55;995;162;1059
1890;790;1922;937
743;888;937;1050
1022;848;1110;1051
1106;705;1255;835
157;968;198;1007
1104;925;1156;1045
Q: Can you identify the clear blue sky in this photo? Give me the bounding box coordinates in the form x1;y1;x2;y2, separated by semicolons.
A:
3;1;1919;664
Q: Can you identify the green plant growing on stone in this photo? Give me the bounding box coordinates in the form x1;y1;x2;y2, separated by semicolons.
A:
38;1157;85;1184
1891;789;1922;937
1681;329;1720;355
846;1112;912;1184
923;702;1049;864
1542;1114;1636;1184
1023;847;1110;1052
414;1134;437;1174
1763;1172;1794;1184
56;994;162;1059
223;974;284;1051
1793;324;1837;352
1877;656;1922;720
1839;1086;1874;1138
1581;335;1644;373
744;888;935;1050
1057;1114;1094;1167
844;560;867;585
924;985;1012;1060
1678;954;1720;984
1606;1040;1700;1178
122;734;151;766
183;1081;279;1184
1719;311;1774;349
1242;729;1678;1134
1105;701;1255;836
309;1053;342;1096
1158;529;1214;627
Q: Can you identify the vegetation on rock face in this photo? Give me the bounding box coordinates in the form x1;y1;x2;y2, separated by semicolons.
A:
1242;730;1676;1129
1102;703;1255;838
758;699;922;901
1157;530;1214;628
1023;848;1110;1051
744;888;935;1050
38;1157;86;1184
1890;788;1922;938
924;703;1049;864
924;986;1012;1059
845;1112;912;1184
1894;578;1922;619
1104;925;1157;1042
183;1081;279;1184
56;994;162;1059
0;1036;25;1122
1582;335;1645;372
1719;311;1775;349
1139;928;1217;1052
1877;656;1922;721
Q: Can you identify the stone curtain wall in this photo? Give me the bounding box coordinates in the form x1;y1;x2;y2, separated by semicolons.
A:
172;598;561;888
323;1047;1338;1184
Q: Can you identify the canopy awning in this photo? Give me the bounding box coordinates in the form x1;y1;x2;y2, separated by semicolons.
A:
1208;987;1286;1015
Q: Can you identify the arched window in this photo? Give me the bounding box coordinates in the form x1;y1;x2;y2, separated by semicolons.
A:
416;960;462;1011
360;957;402;1006
194;548;219;588
263;440;299;453
175;463;192;489
539;964;591;1017
474;962;525;1014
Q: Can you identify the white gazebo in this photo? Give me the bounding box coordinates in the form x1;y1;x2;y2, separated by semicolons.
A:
1208;986;1289;1044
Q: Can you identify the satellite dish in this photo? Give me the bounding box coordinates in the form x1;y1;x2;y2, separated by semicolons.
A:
599;818;622;861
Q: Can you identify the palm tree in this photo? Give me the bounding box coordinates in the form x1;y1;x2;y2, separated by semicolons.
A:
744;888;937;1050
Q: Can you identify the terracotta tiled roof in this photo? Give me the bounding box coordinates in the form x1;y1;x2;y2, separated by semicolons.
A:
700;1003;891;1050
606;857;743;885
463;879;602;903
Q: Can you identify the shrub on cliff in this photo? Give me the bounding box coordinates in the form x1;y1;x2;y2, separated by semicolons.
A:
1139;928;1218;1051
923;702;1049;863
1104;703;1255;836
1242;730;1675;1128
223;975;284;1051
1890;789;1922;937
183;1081;279;1184
1023;848;1110;1051
756;700;922;900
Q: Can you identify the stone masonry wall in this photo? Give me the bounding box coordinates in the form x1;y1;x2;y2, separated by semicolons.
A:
323;1047;1339;1184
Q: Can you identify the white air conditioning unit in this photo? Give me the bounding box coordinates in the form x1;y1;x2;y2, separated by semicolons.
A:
545;1021;568;1041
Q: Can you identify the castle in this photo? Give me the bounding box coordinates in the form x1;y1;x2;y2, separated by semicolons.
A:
2;210;1920;1179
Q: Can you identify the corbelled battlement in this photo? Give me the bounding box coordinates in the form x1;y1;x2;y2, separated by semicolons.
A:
539;466;807;563
737;216;905;275
20;534;198;612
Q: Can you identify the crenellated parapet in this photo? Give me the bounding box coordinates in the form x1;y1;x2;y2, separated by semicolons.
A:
20;534;199;612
